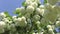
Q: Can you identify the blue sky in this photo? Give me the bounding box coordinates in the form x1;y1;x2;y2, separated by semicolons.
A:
0;0;44;16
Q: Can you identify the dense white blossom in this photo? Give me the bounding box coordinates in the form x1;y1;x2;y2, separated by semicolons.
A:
2;18;9;23
48;28;54;34
32;15;40;22
20;7;26;15
0;0;59;34
47;25;52;29
26;5;34;14
0;21;6;28
36;21;40;24
0;21;6;33
56;21;60;26
15;16;27;27
31;2;38;8
39;5;45;9
24;13;30;18
36;8;44;16
0;12;6;21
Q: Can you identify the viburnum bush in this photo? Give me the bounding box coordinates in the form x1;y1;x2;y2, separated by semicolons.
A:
0;0;60;34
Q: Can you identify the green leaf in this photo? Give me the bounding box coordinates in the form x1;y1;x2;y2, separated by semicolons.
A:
14;9;20;14
4;11;12;20
22;1;27;6
44;0;47;4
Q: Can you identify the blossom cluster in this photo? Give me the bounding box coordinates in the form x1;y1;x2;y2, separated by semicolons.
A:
0;0;60;34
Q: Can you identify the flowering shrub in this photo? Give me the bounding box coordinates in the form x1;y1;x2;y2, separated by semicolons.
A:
0;0;60;34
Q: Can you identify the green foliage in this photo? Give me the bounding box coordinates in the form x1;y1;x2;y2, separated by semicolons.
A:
44;0;47;4
4;11;12;20
14;10;20;14
22;1;27;7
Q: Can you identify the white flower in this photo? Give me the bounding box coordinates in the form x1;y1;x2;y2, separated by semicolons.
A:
51;5;56;8
0;12;6;18
49;28;53;32
32;32;35;34
20;7;26;15
31;2;38;8
24;13;30;18
26;5;34;14
36;21;40;24
2;18;9;23
32;15;40;22
56;21;60;26
36;8;44;16
40;9;45;16
47;25;52;29
9;24;16;32
8;21;12;24
0;21;6;28
39;5;45;9
13;18;17;22
15;17;27;27
0;21;6;33
36;8;40;14
21;16;26;21
36;33;38;34
25;1;32;6
48;28;54;34
39;32;44;34
12;15;17;19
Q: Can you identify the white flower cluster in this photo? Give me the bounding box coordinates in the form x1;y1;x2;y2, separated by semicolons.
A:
0;12;6;33
47;25;55;34
13;16;27;27
0;0;60;34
